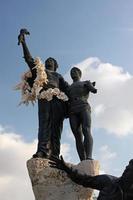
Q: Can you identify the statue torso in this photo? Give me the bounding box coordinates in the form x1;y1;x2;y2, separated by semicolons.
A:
44;70;60;89
68;81;91;114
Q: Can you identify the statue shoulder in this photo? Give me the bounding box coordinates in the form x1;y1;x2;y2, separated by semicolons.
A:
84;80;91;85
55;72;63;78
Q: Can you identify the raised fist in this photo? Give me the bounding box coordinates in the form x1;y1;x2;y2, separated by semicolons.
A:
18;28;30;45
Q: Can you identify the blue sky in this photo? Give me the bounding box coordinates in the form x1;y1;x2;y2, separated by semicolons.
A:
1;0;133;199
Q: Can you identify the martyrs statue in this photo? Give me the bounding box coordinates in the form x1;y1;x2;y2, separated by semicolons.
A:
17;29;69;159
67;67;97;161
17;29;97;161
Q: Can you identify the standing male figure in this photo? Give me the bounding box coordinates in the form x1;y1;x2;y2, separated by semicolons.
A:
68;67;97;161
18;29;69;159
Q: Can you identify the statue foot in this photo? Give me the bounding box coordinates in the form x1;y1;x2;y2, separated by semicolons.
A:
86;157;93;160
33;151;49;159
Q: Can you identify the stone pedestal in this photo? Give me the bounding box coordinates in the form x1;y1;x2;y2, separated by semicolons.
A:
27;158;100;200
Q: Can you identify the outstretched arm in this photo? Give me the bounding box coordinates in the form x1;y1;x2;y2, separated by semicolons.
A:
84;81;97;94
18;29;37;83
49;156;104;190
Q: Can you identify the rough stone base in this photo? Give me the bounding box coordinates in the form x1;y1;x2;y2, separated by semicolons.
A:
27;158;100;200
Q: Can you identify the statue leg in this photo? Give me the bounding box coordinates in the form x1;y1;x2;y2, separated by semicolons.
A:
34;100;52;158
50;99;64;158
50;119;63;158
69;114;86;161
81;109;93;159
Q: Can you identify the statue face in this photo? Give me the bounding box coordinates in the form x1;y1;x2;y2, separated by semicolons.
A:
45;58;56;71
70;68;81;80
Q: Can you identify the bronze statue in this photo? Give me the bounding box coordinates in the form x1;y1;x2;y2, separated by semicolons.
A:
67;67;97;161
18;29;69;159
49;156;133;200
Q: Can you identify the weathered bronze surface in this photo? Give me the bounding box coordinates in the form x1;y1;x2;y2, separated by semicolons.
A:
18;29;69;159
67;67;97;160
50;156;133;200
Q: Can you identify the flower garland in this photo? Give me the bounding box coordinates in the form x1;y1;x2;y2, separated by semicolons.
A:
38;88;68;101
15;57;68;105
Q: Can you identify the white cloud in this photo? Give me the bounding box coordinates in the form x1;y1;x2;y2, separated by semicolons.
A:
99;145;117;160
0;130;35;200
0;126;71;200
61;143;72;161
94;104;105;116
97;145;117;174
65;57;133;136
0;125;5;132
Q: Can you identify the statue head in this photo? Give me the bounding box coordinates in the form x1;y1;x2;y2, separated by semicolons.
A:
70;67;82;82
121;159;133;185
45;57;58;71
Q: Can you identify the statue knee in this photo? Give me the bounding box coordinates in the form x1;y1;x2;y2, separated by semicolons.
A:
82;126;91;135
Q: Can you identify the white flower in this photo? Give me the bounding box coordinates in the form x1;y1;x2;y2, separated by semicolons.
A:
35;87;43;96
38;90;46;99
57;92;69;101
34;57;42;66
21;71;32;80
53;88;60;95
45;92;53;101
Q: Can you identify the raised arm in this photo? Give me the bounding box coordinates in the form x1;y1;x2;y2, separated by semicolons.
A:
18;29;35;70
18;29;37;85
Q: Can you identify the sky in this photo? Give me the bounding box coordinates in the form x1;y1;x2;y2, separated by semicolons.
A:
1;0;133;199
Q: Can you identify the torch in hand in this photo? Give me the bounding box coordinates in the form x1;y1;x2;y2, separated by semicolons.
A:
18;28;30;45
